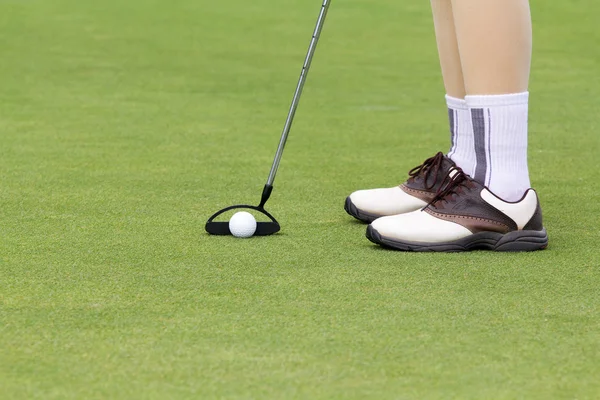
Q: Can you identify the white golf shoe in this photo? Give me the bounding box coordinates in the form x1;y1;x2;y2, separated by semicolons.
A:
366;169;548;252
345;152;457;223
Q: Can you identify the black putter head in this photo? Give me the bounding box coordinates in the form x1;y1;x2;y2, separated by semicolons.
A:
205;205;280;236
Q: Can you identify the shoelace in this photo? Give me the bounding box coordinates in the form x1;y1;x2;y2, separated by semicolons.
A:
425;168;476;209
407;152;447;190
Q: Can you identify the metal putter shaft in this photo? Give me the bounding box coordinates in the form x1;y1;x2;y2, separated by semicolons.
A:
205;0;332;236
260;0;332;206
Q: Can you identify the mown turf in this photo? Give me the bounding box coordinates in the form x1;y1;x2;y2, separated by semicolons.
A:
1;0;599;398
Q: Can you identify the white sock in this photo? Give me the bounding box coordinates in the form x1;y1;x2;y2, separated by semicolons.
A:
446;95;476;177
466;92;531;202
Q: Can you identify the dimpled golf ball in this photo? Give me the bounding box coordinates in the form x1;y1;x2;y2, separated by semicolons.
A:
229;211;257;238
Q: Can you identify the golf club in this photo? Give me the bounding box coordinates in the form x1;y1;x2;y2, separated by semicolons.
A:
205;0;332;236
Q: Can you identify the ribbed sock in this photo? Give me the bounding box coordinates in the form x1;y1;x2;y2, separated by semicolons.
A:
446;95;476;177
466;92;531;202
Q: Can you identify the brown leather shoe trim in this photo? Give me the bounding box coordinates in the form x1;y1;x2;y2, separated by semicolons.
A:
426;209;512;234
523;199;544;231
400;184;436;203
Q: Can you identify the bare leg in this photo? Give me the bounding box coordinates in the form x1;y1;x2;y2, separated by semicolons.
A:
431;0;475;175
451;0;532;95
431;0;466;98
451;0;532;201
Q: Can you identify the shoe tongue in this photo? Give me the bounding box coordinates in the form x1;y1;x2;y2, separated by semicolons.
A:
443;156;456;170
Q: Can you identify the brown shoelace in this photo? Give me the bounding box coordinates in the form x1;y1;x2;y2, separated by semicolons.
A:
407;152;448;190
425;168;477;209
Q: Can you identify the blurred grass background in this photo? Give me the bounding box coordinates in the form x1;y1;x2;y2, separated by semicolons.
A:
1;0;599;398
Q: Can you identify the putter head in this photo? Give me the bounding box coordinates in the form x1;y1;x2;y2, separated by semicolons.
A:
205;204;280;236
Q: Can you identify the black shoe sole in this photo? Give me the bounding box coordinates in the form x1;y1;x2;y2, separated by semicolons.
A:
344;196;382;224
366;225;549;252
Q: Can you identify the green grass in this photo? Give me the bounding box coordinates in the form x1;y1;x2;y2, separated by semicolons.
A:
1;0;599;398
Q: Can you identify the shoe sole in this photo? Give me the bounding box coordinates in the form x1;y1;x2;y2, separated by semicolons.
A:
344;197;382;223
366;225;549;252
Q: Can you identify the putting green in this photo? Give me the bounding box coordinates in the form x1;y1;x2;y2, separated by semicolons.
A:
1;0;599;398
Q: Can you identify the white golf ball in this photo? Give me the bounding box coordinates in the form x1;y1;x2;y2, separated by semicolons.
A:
229;211;257;238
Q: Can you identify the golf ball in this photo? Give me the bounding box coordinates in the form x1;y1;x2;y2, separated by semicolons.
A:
229;211;257;238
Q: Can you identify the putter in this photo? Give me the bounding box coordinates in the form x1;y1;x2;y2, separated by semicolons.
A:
205;0;332;236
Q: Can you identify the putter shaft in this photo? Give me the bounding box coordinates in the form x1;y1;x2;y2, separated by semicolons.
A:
266;0;331;186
